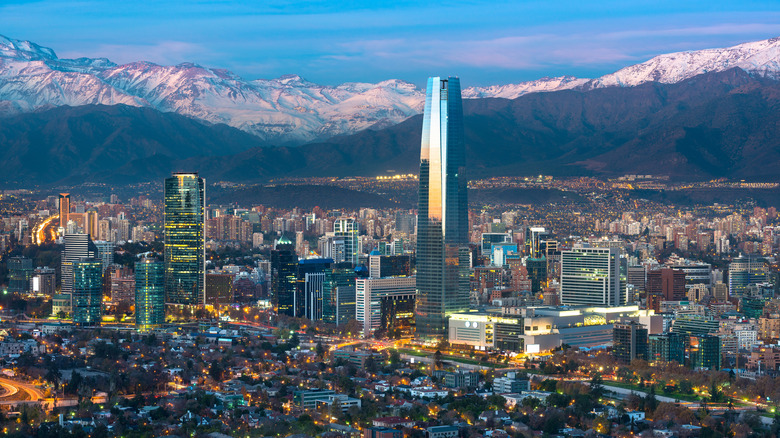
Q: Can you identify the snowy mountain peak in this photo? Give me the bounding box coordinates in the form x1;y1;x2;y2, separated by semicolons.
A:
0;34;58;61
585;36;780;88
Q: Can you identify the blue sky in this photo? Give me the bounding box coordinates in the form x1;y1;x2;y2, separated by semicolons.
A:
2;0;780;86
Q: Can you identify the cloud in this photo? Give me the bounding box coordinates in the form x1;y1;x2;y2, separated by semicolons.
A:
59;41;205;66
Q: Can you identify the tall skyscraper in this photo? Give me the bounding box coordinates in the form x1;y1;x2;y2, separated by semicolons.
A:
272;236;298;316
135;259;165;331
560;245;627;306
72;258;103;326
334;218;360;266
59;193;70;230
164;172;205;306
415;76;469;340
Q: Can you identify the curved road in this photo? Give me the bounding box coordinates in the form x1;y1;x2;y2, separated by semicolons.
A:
0;377;44;403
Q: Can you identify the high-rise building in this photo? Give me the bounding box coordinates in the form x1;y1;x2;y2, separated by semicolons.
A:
648;332;685;365
729;255;767;298
135;259;165;331
323;262;357;325
690;334;721;370
415;76;469;340
613;321;648;364
7;256;33;293
94;240;115;272
59;193;70;230
164;172;205;306
297;258;333;320
526;257;547;294
205;273;234;306
334;218;360;266
272;236;298;316
61;233;99;296
368;253;412;278
72;258;103;326
30;267;56;296
357;276;416;338
560;246;627;306
525;227;549;258
647;268;687;302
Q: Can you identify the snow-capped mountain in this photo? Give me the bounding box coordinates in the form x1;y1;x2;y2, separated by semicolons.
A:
584;37;780;89
462;76;589;99
0;35;424;144
2;34;780;144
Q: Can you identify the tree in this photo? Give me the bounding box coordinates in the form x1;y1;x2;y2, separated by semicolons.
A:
209;362;224;382
315;342;326;359
590;372;605;399
434;350;444;369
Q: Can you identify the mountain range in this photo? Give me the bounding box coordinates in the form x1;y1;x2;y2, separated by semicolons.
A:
2;35;780;186
4;35;780;145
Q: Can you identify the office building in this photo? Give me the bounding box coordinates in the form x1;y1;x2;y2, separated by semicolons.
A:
669;263;711;292
323;262;357;325
729;255;768;298
272;236;298;316
72;258;103;326
94;240;115;272
357;276;416;337
647;268;687;301
415;76;469;340
298;258;333;320
493;373;530;393
61;233;99;296
7;256;33;293
560;246;627;306
613;321;648;364
205;273;234;306
712;282;728;301
526;257;547;293
648;332;685;365
627;265;646;292
59;193;70;230
135;259;165;331
164;172;205;306
364;427;402;438
30;267;56;296
334;218;360;266
690;334;721;370
525;227;549;258
368;253;411;278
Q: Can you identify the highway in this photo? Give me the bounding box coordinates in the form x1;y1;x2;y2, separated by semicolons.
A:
0;377;44;404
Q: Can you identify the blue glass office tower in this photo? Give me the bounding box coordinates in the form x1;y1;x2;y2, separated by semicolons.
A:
415;77;469;340
164;173;205;306
135;259;165;331
72;258;103;326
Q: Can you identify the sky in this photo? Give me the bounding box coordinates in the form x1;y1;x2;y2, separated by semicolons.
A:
1;0;780;87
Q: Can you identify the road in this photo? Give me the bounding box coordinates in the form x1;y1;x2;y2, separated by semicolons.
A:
0;377;44;404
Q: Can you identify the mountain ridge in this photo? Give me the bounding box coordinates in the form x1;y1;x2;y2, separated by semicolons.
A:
2;34;780;144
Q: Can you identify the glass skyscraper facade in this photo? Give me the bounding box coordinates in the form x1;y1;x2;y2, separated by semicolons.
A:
72;258;103;326
135;259;165;331
164;172;205;306
415;76;469;340
272;236;298;317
